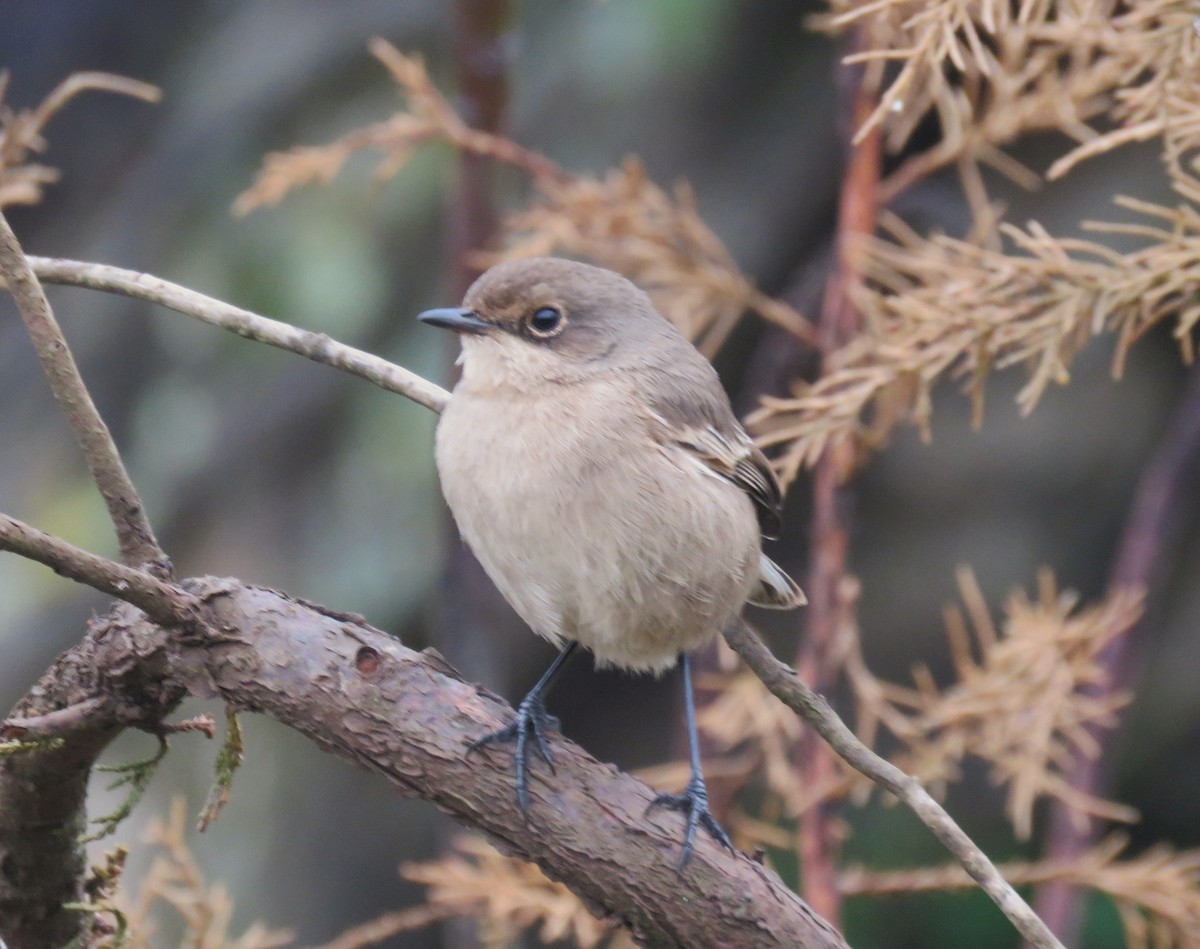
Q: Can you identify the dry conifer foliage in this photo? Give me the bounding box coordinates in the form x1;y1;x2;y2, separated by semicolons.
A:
234;41;811;359
46;4;1200;946
0;71;159;209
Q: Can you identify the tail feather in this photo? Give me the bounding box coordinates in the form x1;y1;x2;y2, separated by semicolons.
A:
747;554;806;610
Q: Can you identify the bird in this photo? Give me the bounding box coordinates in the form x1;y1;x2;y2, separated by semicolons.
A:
419;256;805;870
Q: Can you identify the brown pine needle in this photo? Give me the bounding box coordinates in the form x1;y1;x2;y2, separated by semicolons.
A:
0;70;160;208
233;43;812;354
750;202;1200;490
879;569;1143;839
403;835;635;948
842;835;1200;949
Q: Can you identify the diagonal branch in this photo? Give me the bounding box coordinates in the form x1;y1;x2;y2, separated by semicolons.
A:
0;566;848;949
0;214;168;572
722;618;1066;949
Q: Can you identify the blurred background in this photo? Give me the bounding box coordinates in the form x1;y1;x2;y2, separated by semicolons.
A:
1;2;1196;947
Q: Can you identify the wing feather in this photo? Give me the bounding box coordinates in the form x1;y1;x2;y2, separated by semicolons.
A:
646;393;784;539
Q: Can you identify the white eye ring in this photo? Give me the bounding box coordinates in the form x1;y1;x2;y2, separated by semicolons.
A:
529;306;564;337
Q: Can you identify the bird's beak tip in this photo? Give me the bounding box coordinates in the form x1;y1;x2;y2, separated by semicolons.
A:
417;307;492;335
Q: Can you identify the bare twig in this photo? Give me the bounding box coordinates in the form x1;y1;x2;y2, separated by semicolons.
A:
723;618;1066;949
24;256;450;413
20;72;161;137
0;214;168;572
233;40;564;217
0;512;197;628
0;71;160;208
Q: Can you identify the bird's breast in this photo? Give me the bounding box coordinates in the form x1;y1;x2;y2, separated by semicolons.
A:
435;382;760;672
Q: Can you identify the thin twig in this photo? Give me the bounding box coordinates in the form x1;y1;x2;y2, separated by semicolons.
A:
723;618;1066;949
303;905;455;949
0;698;110;740
0;512;197;628
22;72;161;136
0;71;161;209
24;256;450;413
0;214;168;572
1033;357;1200;944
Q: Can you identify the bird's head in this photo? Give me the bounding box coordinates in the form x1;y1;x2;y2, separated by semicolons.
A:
417;257;679;391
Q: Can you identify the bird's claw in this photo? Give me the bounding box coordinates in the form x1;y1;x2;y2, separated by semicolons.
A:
467;694;560;816
646;775;734;872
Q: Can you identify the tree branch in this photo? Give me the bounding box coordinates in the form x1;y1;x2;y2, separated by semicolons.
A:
0;513;198;628
0;214;168;572
20;72;161;140
449;0;509;297
722;619;1066;949
1;576;849;949
23;256;450;413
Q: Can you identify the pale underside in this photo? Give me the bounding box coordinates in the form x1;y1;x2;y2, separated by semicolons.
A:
436;371;763;674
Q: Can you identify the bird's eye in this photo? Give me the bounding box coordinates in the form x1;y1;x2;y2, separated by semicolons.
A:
528;306;564;337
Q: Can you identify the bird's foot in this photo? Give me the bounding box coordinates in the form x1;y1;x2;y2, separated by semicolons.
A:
467;693;560;816
646;774;734;872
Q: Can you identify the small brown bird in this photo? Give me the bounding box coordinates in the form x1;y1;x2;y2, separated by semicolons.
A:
420;257;804;869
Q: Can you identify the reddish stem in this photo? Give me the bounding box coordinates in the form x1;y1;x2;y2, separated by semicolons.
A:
449;0;510;297
796;43;882;923
1032;358;1200;944
435;15;514;949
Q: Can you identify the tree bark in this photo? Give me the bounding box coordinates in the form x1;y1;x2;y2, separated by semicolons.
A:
0;578;847;949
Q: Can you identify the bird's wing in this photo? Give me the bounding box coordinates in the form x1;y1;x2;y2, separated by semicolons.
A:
646;387;784;539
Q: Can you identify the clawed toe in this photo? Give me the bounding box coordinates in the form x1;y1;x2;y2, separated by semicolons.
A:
646;778;734;872
467;695;560;815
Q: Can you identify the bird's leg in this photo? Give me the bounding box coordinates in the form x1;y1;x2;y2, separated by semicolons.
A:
646;652;735;872
467;641;578;816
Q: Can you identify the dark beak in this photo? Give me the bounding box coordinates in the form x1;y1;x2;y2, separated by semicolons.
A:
417;307;492;335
